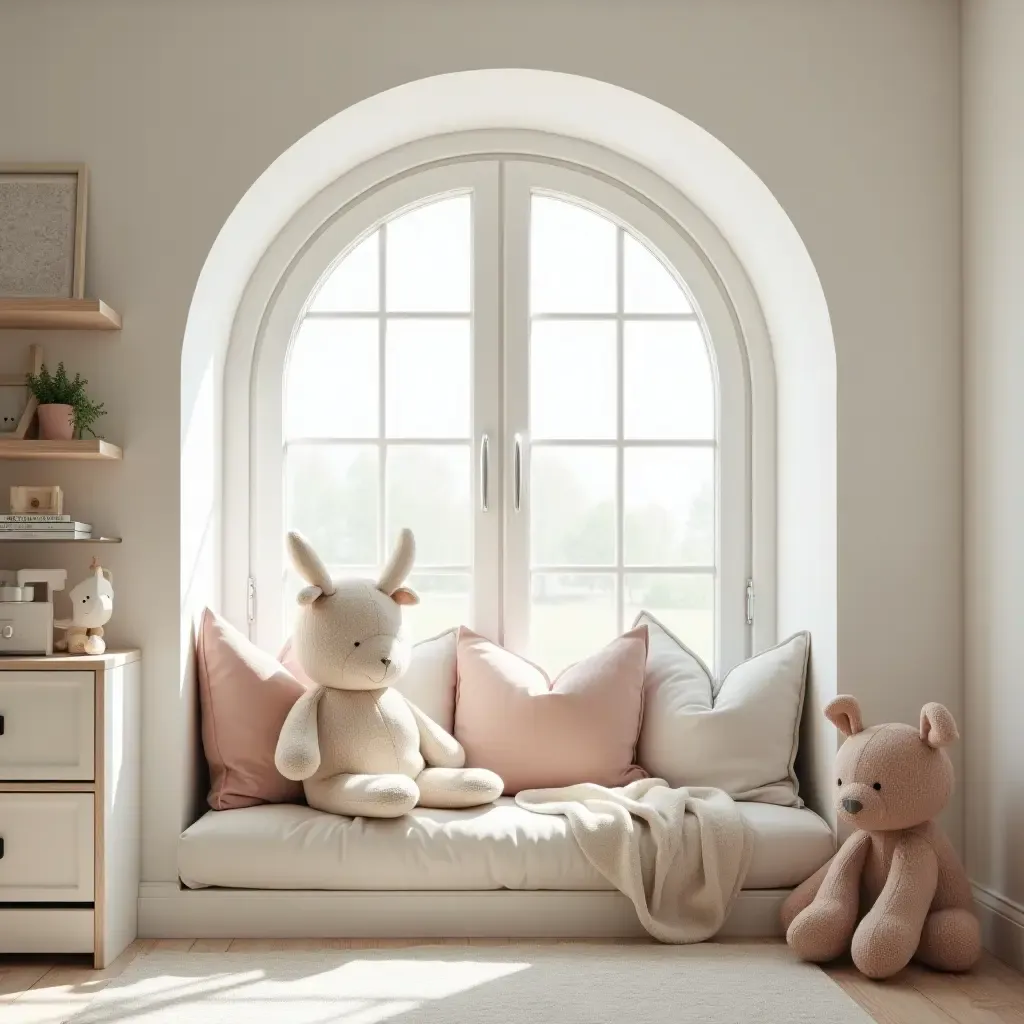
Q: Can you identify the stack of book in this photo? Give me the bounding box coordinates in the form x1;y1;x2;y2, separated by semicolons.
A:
0;515;92;540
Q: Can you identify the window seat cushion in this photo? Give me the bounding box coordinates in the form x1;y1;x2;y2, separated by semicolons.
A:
178;797;833;892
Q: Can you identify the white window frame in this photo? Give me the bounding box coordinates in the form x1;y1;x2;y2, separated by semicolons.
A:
228;131;774;673
502;160;748;667
250;161;503;647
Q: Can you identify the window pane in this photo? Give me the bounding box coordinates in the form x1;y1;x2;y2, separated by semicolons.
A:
530;196;616;313
625;573;714;668
531;447;616;566
400;573;471;642
285;319;378;439
286;445;378;565
283;568;304;642
623;448;714;565
386;445;471;565
624;322;714;440
309;231;379;312
530;573;616;676
623;233;692;314
530;321;616;439
386;319;470;438
386;196;470;312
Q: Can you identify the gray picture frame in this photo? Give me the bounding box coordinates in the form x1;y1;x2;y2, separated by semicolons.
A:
0;164;88;299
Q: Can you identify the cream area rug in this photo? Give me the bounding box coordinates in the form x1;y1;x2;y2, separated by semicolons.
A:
68;943;873;1023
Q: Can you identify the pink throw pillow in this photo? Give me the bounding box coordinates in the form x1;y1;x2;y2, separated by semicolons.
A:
197;607;306;810
454;626;649;795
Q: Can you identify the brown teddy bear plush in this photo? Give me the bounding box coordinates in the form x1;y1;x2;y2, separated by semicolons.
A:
781;695;980;979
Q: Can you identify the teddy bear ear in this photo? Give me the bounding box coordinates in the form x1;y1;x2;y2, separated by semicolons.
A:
920;702;959;748
824;694;864;737
391;586;420;606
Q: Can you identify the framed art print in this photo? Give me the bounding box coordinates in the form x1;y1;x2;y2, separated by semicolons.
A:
0;164;88;298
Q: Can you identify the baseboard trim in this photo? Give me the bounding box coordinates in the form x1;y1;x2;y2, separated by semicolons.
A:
139;880;1023;957
138;884;787;940
973;881;1024;972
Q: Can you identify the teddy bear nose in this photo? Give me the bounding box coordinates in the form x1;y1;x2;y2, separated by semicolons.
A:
380;658;391;668
842;798;863;814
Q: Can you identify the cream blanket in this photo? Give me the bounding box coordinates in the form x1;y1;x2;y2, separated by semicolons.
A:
515;778;753;943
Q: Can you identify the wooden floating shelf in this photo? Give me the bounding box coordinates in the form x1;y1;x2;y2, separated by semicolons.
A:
0;298;122;331
0;439;122;460
0;536;121;544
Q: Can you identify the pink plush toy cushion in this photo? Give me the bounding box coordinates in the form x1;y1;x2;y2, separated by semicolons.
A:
454;625;649;795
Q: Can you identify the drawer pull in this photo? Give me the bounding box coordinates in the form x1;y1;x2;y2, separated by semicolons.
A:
0;713;4;735
0;837;4;859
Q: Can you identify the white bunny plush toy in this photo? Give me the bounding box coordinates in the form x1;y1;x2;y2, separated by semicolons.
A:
274;528;503;818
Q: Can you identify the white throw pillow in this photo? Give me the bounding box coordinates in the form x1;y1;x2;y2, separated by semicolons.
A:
394;628;458;733
635;612;810;806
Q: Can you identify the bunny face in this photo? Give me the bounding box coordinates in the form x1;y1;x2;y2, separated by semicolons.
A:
292;577;413;690
286;528;419;692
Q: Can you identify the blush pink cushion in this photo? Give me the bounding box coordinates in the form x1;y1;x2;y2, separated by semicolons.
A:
454;626;650;795
197;607;306;810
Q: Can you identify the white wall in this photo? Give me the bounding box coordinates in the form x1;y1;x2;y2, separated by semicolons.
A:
0;0;961;884
962;0;1024;954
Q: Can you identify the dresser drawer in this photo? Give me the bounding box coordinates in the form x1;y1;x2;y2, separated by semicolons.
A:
0;908;93;953
0;672;94;780
0;793;94;902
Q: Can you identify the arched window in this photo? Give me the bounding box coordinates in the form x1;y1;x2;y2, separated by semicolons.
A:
249;156;750;675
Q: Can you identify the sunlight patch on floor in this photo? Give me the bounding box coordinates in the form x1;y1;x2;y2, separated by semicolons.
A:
61;958;532;1024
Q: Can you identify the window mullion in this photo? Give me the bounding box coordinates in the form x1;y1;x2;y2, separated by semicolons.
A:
500;162;532;654
378;224;388;567
471;161;504;642
615;226;626;635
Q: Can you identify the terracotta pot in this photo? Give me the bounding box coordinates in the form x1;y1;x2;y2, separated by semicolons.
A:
37;404;75;441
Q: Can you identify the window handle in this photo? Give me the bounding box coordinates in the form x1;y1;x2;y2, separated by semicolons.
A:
513;433;524;513
479;434;490;513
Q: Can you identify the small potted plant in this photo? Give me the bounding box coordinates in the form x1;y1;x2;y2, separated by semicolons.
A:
25;362;106;441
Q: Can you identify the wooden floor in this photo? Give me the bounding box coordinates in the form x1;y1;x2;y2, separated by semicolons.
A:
0;938;1022;1023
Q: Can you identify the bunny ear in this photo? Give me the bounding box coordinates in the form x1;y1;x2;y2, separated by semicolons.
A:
378;528;416;597
921;703;959;748
825;695;864;737
286;532;335;597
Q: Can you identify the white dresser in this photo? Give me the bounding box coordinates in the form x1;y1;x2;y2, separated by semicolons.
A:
0;650;140;967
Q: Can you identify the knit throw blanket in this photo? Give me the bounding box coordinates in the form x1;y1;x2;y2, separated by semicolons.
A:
515;779;753;943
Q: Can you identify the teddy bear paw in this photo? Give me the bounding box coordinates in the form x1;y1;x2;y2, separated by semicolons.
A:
916;909;981;972
851;915;919;979
787;899;857;962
